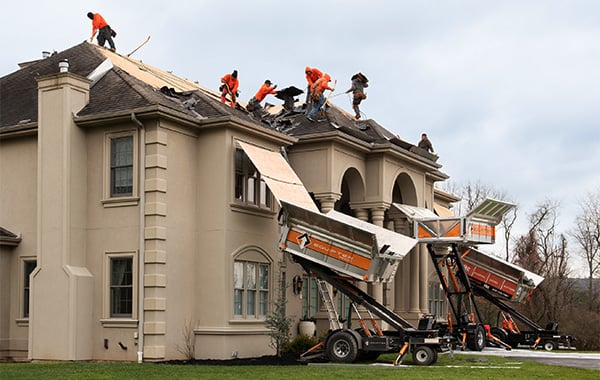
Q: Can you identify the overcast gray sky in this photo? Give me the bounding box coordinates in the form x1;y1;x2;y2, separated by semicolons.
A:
1;1;598;274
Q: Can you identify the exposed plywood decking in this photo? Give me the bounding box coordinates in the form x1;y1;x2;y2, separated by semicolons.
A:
96;45;212;94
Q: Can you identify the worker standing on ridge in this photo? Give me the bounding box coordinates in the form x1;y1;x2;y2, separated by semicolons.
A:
304;67;323;107
220;70;239;108
345;72;369;120
87;12;116;52
307;73;334;122
418;133;434;153
247;80;278;115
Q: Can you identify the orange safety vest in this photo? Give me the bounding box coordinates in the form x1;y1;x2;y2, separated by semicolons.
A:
305;67;323;87
221;74;239;93
92;13;109;33
255;83;277;102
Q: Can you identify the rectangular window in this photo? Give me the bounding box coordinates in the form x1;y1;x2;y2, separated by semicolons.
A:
23;260;36;318
233;260;269;319
110;257;133;317
302;277;319;319
234;148;272;209
428;281;447;320
110;136;134;197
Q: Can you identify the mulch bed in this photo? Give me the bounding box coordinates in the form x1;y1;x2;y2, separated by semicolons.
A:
162;353;306;366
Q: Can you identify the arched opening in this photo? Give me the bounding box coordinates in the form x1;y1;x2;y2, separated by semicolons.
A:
335;168;365;217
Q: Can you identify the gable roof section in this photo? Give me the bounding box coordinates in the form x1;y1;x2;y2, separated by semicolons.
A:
0;42;246;131
0;43;104;129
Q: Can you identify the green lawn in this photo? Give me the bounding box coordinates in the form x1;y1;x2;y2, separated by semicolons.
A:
0;354;597;380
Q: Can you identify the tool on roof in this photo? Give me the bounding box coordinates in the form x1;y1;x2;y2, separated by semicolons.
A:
127;35;151;57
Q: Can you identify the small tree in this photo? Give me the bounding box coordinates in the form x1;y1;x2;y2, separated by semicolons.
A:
265;274;292;357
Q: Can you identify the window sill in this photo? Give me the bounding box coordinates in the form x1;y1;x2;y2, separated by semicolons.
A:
100;318;139;328
102;196;140;208
15;318;29;327
230;202;276;218
229;318;267;325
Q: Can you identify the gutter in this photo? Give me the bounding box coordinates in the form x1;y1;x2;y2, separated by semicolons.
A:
131;112;145;363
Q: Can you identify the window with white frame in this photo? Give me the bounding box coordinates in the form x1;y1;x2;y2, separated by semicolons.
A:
233;259;269;319
234;148;272;209
428;281;447;320
23;260;36;318
110;135;134;197
104;130;138;203
109;255;134;318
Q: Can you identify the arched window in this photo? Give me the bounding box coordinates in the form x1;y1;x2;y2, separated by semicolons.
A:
233;248;272;319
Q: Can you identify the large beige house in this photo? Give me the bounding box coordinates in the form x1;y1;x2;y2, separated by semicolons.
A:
0;42;454;362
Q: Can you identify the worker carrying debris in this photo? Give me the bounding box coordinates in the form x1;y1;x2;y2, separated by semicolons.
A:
418;133;434;153
87;12;116;52
220;70;239;108
304;67;323;106
247;80;278;116
345;72;369;120
307;73;334;122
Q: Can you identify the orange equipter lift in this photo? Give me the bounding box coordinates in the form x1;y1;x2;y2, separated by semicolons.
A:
394;198;517;351
278;201;454;366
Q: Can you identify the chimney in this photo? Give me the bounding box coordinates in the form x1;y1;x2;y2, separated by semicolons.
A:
42;51;51;59
31;70;93;360
58;59;69;73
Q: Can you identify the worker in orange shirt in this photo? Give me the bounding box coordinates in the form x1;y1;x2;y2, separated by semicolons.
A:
304;67;323;105
307;73;334;121
247;80;278;116
220;70;239;108
87;12;116;52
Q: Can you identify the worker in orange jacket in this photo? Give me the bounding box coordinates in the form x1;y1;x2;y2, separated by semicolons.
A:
304;67;323;105
87;12;116;52
220;70;239;108
307;74;334;121
247;80;278;115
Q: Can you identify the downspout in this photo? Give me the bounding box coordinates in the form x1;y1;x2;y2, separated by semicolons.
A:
131;112;145;363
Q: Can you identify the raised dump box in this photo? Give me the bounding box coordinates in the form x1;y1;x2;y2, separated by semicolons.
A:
461;248;544;303
278;201;417;282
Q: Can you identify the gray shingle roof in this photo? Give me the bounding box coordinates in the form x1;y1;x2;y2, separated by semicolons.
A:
0;42;438;164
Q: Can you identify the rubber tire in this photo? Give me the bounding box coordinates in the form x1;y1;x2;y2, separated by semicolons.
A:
326;331;359;363
412;345;436;366
490;327;508;346
467;325;487;351
543;340;557;351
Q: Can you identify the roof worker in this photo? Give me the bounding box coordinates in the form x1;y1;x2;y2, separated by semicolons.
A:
345;72;369;120
220;70;239;108
304;66;323;107
247;80;278;116
87;12;116;52
418;133;434;153
306;73;334;122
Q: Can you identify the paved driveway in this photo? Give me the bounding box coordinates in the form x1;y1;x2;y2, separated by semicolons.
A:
455;347;600;370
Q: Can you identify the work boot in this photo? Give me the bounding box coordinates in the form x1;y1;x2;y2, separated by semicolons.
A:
355;114;361;120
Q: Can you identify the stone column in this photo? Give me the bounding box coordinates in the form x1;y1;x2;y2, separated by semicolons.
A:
368;207;386;305
352;208;370;310
314;193;340;213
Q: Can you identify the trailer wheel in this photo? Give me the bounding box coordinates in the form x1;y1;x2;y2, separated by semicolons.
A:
491;327;508;345
543;340;557;351
326;331;358;363
467;325;486;351
412;345;435;366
